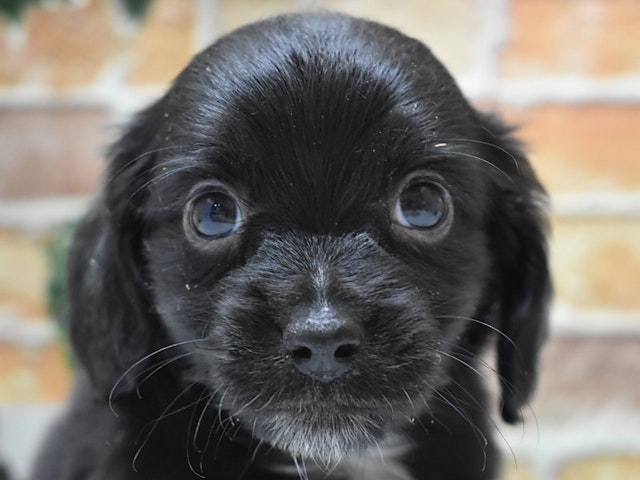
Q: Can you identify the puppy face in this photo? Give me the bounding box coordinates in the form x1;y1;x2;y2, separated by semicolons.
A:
69;13;550;465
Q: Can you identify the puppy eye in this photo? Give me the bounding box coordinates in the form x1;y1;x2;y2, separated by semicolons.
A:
190;192;242;238
394;180;449;229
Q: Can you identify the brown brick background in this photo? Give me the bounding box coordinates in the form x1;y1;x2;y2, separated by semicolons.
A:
0;108;107;197
0;1;639;479
0;1;118;90
504;104;640;194
502;0;640;77
552;217;640;311
0;229;48;321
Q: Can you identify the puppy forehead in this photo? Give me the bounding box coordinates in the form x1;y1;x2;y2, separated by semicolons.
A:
157;14;477;223
213;57;419;203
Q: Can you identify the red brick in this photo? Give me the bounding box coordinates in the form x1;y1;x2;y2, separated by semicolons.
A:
503;104;640;195
551;217;640;311
0;107;108;198
128;0;198;85
0;343;72;402
534;337;640;414
323;0;480;77
0;0;118;90
218;0;480;77
218;0;300;36
0;229;49;321
557;454;640;480
500;460;535;480
503;0;640;77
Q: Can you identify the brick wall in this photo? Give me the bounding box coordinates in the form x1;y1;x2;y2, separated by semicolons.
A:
0;1;638;478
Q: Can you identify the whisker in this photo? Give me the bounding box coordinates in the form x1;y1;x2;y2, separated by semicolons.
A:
446;150;514;183
192;393;216;453
128;164;197;201
254;393;276;413
414;379;450;434
132;381;199;472
381;394;395;420
441;343;500;376
432;388;488;471
217;389;229;433
435;349;487;381
109;339;204;416
412;389;438;432
439;138;520;174
212;388;232;458
107;145;186;184
401;388;417;420
199;396;229;473
438;341;539;460
434;345;520;466
139;393;204;434
184;390;210;479
248;437;265;466
293;455;309;480
436;315;518;350
230;393;263;419
135;352;194;398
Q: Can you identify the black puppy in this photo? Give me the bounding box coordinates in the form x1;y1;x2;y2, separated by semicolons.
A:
32;12;551;480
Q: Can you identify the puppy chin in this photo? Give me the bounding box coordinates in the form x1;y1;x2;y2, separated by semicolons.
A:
247;408;390;463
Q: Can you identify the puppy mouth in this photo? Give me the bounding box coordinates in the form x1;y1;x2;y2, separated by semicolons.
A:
217;378;426;463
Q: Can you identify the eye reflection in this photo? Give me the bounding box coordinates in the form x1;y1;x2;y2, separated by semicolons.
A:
395;181;448;229
190;192;242;238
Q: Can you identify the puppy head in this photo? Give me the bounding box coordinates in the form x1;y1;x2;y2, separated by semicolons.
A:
68;13;550;461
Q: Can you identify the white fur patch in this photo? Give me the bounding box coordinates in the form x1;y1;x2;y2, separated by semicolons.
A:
265;434;414;480
340;435;414;480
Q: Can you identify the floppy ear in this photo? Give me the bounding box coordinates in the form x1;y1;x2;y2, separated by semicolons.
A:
66;104;166;397
479;114;552;424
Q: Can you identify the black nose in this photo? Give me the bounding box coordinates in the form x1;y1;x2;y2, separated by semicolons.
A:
283;306;363;383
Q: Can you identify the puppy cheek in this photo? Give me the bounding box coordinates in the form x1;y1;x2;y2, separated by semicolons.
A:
144;234;235;338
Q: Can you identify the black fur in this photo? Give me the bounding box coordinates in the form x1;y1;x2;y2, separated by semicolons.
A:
32;12;551;480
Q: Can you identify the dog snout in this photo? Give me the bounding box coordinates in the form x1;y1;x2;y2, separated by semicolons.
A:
283;305;363;383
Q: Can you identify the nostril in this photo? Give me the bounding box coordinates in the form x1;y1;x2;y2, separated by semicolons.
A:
291;346;312;360
334;343;360;360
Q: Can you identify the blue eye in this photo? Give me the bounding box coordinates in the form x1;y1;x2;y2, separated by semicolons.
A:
190;192;242;238
395;180;448;229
